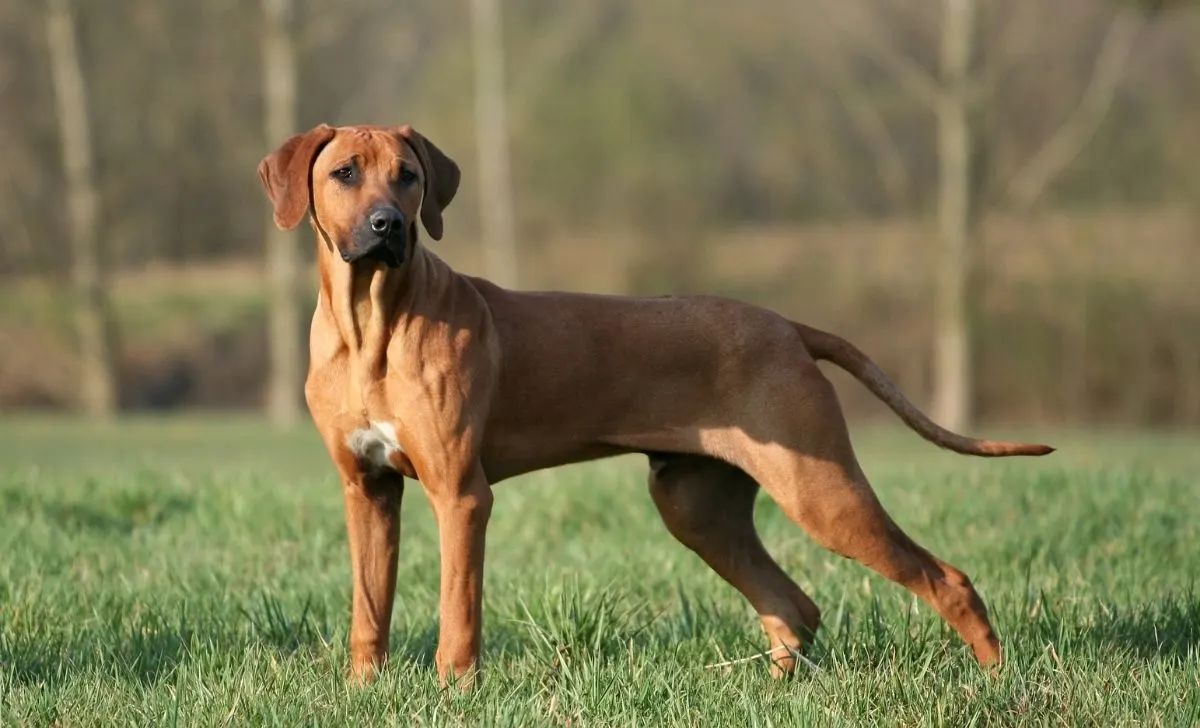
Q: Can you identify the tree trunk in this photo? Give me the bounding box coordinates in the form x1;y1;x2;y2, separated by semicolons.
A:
1181;212;1200;425
262;0;302;428
931;0;980;431
470;0;519;288
45;0;117;419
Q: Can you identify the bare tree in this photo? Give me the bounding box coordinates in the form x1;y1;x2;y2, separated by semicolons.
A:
45;0;117;419
825;0;1144;429
930;0;981;430
262;0;302;428
470;0;519;288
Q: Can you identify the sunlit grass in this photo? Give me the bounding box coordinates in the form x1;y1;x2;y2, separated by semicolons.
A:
1;418;1197;726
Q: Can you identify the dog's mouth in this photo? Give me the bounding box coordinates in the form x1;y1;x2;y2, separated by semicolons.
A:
343;236;405;268
360;241;404;268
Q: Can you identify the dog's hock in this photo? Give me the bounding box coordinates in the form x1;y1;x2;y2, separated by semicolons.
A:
347;421;404;472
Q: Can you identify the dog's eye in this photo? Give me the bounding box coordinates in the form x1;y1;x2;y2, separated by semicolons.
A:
331;166;355;183
399;169;418;186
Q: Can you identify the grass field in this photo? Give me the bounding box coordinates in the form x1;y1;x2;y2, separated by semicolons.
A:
1;417;1197;726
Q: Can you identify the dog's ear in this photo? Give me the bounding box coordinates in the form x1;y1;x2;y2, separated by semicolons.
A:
396;125;460;241
257;124;337;231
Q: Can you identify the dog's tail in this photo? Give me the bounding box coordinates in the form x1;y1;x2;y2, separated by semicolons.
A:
795;322;1054;457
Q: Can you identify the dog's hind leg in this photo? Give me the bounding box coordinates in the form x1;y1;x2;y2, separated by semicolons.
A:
647;454;821;678
737;366;1002;667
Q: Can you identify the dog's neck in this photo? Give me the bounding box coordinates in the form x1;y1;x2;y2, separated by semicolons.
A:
315;234;453;380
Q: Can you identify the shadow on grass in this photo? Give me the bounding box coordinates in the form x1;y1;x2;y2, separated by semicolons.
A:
807;590;1200;674
1022;589;1200;663
9;583;1190;690
2;615;195;688
1;592;337;690
0;484;195;535
237;588;1200;677
391;624;441;670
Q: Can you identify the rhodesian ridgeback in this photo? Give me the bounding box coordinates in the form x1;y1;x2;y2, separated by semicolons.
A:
257;123;1053;687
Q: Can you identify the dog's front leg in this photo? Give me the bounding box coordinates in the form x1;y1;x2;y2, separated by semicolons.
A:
342;470;404;683
423;460;493;689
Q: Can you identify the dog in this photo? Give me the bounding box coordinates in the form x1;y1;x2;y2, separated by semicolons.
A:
257;123;1053;688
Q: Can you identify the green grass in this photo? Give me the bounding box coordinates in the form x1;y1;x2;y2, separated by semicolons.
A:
0;417;1197;726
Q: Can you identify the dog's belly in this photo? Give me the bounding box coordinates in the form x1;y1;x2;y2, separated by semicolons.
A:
477;432;648;483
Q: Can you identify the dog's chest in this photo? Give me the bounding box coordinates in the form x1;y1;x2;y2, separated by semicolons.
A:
346;420;404;472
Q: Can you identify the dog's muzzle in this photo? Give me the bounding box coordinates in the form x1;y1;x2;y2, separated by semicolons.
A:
342;206;406;267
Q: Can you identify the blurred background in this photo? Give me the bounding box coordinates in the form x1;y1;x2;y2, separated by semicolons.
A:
1;0;1197;432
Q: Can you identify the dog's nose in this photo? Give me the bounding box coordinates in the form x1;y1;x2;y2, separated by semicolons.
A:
368;208;404;237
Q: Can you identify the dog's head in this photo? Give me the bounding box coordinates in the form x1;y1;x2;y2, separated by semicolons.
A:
257;124;460;268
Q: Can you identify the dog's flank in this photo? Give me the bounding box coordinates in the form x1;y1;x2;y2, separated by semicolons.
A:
796;322;1054;457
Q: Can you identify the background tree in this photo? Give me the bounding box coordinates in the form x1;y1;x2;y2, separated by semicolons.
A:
822;0;1148;429
470;0;519;288
45;0;116;419
931;0;982;431
262;0;302;428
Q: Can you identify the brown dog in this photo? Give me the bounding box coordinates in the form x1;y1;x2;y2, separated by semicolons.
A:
257;123;1053;687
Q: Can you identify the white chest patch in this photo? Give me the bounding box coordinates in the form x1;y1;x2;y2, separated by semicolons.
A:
346;421;403;471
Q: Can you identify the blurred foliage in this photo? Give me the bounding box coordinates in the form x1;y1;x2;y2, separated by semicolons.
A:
3;0;1198;272
0;0;1197;425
